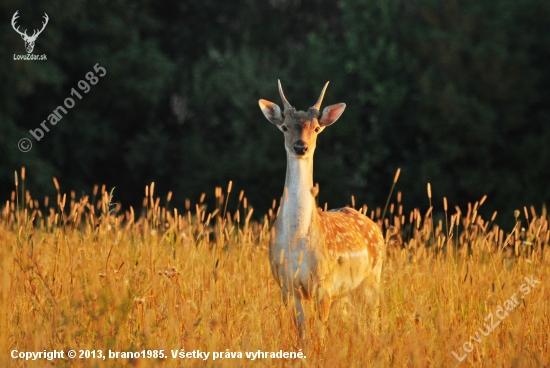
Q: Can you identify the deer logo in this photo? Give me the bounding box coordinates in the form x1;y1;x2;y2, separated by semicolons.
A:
11;11;49;54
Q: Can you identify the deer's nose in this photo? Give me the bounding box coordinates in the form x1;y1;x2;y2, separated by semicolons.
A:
293;140;308;155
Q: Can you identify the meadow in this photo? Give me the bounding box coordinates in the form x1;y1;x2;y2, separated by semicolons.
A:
1;169;548;367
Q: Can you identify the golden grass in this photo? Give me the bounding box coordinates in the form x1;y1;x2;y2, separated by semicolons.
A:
1;174;549;367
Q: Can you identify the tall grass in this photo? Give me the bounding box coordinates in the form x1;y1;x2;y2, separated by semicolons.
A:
1;170;548;367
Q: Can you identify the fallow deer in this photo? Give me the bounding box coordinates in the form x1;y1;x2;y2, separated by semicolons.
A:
258;80;385;339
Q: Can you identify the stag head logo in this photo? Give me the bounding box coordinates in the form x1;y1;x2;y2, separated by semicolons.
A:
11;11;49;54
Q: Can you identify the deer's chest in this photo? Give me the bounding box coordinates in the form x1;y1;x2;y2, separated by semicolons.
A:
269;223;329;293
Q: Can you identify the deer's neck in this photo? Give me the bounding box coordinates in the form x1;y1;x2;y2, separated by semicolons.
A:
278;155;317;240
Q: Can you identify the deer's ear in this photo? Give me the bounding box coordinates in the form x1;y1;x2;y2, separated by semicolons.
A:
259;99;283;125
319;103;346;126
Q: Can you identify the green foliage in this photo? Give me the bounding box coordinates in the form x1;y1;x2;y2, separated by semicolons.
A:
1;0;548;222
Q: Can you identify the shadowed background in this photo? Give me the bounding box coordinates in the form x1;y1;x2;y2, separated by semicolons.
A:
1;0;549;227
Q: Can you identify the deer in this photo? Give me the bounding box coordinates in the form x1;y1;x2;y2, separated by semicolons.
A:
11;11;49;54
258;80;385;340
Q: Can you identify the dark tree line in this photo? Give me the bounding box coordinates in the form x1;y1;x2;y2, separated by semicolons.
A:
1;0;549;226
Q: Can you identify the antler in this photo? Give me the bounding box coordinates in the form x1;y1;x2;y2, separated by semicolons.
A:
278;80;292;111
11;11;49;40
11;11;27;37
312;81;330;111
29;13;49;40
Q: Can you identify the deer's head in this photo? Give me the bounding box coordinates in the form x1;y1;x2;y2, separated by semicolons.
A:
11;11;49;54
259;80;346;159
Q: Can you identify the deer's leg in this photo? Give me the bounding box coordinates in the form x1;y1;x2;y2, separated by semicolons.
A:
280;285;291;307
338;294;356;320
361;278;380;308
315;286;332;340
281;286;307;341
360;270;382;330
293;293;307;341
316;288;332;323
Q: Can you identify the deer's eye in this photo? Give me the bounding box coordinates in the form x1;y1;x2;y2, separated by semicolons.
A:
281;126;288;132
315;127;321;133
